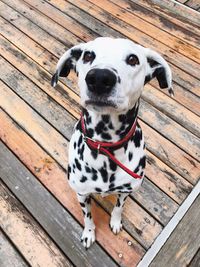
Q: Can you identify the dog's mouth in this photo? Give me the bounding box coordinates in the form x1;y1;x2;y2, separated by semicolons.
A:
85;99;117;108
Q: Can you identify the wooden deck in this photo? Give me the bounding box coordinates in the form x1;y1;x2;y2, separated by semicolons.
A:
0;0;200;266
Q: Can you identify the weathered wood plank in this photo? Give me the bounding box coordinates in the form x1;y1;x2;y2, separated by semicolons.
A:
0;34;80;119
0;229;28;267
88;0;200;64
189;249;200;267
139;100;200;162
109;0;200;49
0;181;73;267
185;0;200;10
128;0;200;35
67;0;200;78
0;108;146;265
131;0;200;27
46;0;200;97
142;85;200;138
1;29;199;186
140;121;200;185
0;144;119;267
150;194;200;267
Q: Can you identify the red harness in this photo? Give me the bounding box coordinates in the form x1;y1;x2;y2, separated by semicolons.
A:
81;114;142;179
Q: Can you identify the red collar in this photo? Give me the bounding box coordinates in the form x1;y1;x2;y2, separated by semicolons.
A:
81;114;142;179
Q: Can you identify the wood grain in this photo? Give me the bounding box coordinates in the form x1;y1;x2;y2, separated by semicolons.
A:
150;195;200;267
0;229;28;267
0;181;73;267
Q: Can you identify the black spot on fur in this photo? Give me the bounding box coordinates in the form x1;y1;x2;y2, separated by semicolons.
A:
91;150;98;159
80;202;85;208
95;121;105;135
109;159;117;171
102;115;110;123
85;166;91;173
128;152;133;161
87;128;94;138
116;198;121;207
87;212;92;219
75;158;82;171
132;129;142;148
95;187;102;192
101;132;112;140
91;168;98;181
108;122;114;129
134;156;146;173
109;183;115;189
71;48;83;60
74;142;76;149
67;165;71;180
78;135;83;147
99;167;108;183
86;197;91;204
109;174;116;183
78;144;85;161
80;175;87;183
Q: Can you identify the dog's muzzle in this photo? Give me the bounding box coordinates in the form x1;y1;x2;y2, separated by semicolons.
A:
85;68;117;96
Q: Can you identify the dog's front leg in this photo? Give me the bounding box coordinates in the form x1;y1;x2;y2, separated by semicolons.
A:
77;194;95;248
110;193;129;234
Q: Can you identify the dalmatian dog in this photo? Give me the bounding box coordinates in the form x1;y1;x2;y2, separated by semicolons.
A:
51;37;173;248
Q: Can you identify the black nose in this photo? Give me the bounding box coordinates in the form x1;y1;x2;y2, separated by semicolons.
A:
85;68;117;95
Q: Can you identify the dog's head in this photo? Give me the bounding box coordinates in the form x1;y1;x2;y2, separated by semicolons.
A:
52;37;173;113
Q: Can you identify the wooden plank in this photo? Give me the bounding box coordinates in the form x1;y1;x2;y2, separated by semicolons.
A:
46;0;200;98
140;121;200;185
0;91;161;250
142;85;200;138
0;145;118;267
150;194;200;267
189;249;200;267
185;0;200;10
139;100;200;162
1;23;199;186
87;0;200;64
131;0;200;28
0;34;80;119
0;229;28;267
0;57;75;140
0;181;73;267
2;1;200;100
109;0;200;49
67;0;200;79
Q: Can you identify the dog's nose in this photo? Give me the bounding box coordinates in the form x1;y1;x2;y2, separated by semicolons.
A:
85;68;117;95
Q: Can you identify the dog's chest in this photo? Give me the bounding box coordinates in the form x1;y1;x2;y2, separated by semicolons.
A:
68;120;145;195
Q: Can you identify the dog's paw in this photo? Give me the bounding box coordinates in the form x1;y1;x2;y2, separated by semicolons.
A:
81;228;95;248
109;216;122;234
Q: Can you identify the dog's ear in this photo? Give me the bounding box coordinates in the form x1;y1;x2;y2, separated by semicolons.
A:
51;44;84;87
144;48;174;97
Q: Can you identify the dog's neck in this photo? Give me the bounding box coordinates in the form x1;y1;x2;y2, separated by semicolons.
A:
82;100;139;142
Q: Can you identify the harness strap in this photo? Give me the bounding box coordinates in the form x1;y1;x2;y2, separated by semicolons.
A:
81;114;142;180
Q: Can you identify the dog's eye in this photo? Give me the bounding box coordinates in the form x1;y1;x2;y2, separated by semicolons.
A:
83;51;95;63
126;54;139;66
